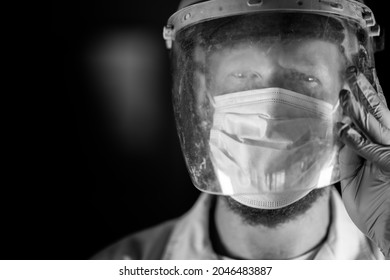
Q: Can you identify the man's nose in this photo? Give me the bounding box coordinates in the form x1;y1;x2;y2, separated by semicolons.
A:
263;67;286;89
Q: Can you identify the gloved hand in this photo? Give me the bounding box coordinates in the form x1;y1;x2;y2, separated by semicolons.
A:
337;66;390;259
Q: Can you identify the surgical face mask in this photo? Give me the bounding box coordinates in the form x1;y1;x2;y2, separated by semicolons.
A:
207;87;342;208
209;87;341;194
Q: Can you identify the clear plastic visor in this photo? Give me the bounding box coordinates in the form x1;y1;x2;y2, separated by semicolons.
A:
172;12;367;195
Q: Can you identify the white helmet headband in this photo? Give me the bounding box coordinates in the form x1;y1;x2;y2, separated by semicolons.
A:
163;0;380;49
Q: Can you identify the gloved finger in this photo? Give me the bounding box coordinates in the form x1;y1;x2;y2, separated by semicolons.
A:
337;122;390;173
345;66;390;127
335;122;362;167
340;89;390;145
338;146;363;188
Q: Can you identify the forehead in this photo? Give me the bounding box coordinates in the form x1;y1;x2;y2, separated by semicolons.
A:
189;12;360;69
207;38;343;70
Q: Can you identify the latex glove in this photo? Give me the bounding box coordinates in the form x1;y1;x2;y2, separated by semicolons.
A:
337;66;390;259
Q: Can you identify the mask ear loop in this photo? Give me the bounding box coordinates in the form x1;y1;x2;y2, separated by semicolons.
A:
206;90;216;108
331;99;342;123
331;99;340;115
331;98;351;136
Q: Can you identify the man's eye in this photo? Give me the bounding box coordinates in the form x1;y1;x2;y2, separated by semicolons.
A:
233;72;245;78
304;76;318;83
231;71;261;79
299;74;320;85
287;71;321;87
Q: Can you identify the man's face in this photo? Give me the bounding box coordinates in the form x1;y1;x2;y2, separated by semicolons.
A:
206;38;346;226
207;39;345;104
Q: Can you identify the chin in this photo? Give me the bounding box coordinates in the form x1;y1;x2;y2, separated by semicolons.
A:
224;187;330;228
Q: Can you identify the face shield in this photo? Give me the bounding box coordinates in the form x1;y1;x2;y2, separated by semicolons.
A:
163;0;382;203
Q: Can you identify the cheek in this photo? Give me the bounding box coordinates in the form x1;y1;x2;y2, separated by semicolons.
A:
330;77;343;104
323;64;345;104
316;73;342;105
325;52;348;101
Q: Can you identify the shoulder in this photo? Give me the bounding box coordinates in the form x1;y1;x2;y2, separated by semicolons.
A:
91;219;178;260
91;194;208;260
326;188;385;259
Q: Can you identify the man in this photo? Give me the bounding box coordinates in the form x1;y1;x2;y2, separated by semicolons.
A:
93;0;389;259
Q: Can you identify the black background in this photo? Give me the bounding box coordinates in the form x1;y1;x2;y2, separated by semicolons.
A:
2;0;388;260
